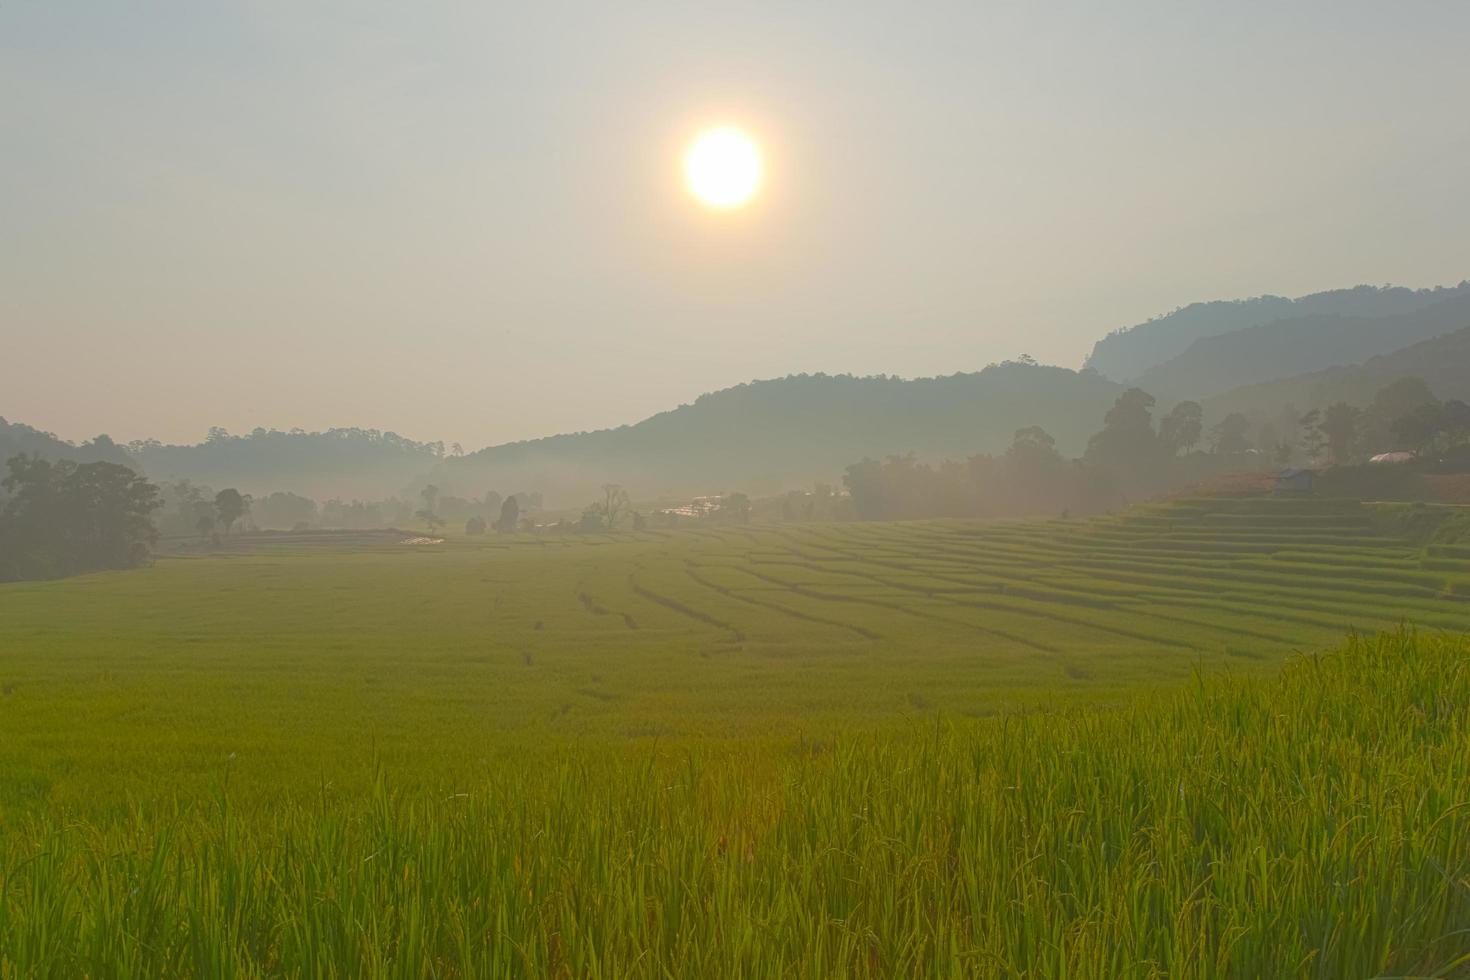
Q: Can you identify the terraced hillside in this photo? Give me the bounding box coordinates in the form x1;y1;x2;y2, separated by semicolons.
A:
615;496;1470;669
3;495;1467;802
3;499;1470;976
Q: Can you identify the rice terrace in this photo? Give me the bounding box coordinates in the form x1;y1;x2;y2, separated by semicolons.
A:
4;495;1470;975
8;3;1470;976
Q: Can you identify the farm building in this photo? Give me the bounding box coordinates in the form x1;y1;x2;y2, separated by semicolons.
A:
1275;468;1316;494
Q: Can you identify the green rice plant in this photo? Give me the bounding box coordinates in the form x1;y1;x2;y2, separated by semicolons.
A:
1;629;1467;977
3;497;1470;974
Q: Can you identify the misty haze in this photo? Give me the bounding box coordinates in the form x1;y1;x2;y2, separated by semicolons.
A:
3;2;1470;976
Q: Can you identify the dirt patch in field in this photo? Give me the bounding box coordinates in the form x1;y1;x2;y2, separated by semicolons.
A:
1424;475;1470;504
1169;470;1275;498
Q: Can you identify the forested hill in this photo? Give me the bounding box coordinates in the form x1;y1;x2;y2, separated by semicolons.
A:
1202;325;1470;423
0;422;443;501
1136;291;1470;404
433;364;1122;507
0;418;132;468
1085;282;1470;382
126;428;446;500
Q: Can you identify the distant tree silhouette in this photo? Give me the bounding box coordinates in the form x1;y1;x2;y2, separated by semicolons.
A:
1443;400;1470;446
577;485;630;531
0;455;161;581
214;488;248;535
1370;377;1437;423
1085;388;1165;500
1392;403;1443;453
1086;389;1159;464
1005;427;1066;509
1209;413;1251;454
720;492;752;524
465;515;487;536
599;484;629;529
1159;401;1203;455
843;459;885;520
497;495;520;533
1358;377;1439;455
1298;409;1325;463
255;491;317;530
1320;403;1361;465
1006;426;1059;464
413;483;445;533
0;418;133;467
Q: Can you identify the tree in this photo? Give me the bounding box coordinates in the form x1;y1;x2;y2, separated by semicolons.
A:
465;515;487;535
1390;403;1443;453
1298;409;1325;463
1085;388;1164;501
578;485;631;531
1442;400;1470;447
1358;377;1438;456
1006;426;1060;466
0;455;161;581
599;484;630;529
843;459;885;520
497;495;520;533
1319;403;1361;465
1370;377;1437;423
1275;404;1301;455
1256;421;1279;456
214;488;247;535
255;491;317;530
154;479;220;538
413;484;445;533
720;492;752;524
1158;401;1203;455
1004;427;1065;510
1086;388;1160;468
1209;413;1251;455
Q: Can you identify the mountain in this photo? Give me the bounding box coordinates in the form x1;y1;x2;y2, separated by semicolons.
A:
1203;325;1470;423
1085;282;1470;382
432;364;1123;508
1136;291;1470;405
125;427;445;500
0;418;133;469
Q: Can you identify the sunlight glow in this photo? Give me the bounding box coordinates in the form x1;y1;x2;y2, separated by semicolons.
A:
683;127;762;209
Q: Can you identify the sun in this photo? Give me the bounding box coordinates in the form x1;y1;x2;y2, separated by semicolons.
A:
684;127;762;209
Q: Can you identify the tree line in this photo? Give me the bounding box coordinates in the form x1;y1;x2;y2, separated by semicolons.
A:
414;485;540;536
0;455;160;582
841;376;1467;521
1292;378;1469;466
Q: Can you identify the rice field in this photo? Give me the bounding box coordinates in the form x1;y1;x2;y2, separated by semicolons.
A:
2;496;1469;975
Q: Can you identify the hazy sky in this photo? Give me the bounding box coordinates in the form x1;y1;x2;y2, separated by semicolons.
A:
4;1;1468;449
